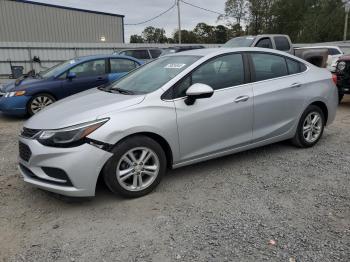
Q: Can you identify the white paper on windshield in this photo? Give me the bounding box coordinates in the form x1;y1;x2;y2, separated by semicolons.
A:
165;63;186;69
69;60;76;64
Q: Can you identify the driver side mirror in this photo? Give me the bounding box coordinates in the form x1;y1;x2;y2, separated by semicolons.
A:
185;83;214;105
67;72;76;80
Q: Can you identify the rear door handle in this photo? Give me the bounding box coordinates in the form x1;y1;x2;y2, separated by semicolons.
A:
97;77;105;81
234;95;249;103
290;83;302;88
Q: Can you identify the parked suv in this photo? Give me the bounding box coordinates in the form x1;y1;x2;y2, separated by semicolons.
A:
116;48;162;62
335;55;350;102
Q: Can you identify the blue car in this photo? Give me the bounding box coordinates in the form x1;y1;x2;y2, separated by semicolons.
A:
0;54;143;116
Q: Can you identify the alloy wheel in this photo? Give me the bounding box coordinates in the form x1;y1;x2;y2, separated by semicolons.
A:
116;147;160;192
303;112;323;143
30;95;54;114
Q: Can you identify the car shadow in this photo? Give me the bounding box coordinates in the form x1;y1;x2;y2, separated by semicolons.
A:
43;140;298;204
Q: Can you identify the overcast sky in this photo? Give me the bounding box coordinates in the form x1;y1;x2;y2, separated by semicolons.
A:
32;0;228;42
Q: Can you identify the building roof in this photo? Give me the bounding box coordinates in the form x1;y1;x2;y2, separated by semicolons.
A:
15;0;124;18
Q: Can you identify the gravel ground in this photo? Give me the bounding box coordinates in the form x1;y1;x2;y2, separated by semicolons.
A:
0;98;349;262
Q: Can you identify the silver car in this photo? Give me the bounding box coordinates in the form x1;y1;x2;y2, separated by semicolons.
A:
18;48;338;198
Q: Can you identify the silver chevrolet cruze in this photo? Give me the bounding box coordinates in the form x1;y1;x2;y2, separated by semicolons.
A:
18;48;338;198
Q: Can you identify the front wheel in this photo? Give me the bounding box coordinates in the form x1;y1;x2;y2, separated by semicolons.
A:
28;93;55;116
292;105;325;148
103;136;167;198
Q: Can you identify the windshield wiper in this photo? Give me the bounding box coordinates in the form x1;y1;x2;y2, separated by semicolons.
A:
111;88;135;95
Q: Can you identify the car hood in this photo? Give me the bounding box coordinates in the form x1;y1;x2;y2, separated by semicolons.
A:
24;88;145;129
1;77;44;92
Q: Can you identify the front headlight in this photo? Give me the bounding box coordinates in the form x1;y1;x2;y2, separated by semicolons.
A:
36;118;109;147
4;90;26;97
337;61;346;71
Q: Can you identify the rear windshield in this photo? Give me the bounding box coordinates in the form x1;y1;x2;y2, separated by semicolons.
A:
223;37;255;48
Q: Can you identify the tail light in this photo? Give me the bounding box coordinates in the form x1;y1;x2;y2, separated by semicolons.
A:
332;74;337;85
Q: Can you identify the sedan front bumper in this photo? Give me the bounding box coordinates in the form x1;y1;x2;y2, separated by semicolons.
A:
18;136;113;197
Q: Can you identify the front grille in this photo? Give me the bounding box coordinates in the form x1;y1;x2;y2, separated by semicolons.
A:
21;127;40;139
19;142;32;161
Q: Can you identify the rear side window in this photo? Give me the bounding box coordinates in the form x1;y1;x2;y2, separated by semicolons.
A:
150;49;162;58
251;53;288;81
110;59;138;73
175;53;245;97
274;36;291;51
328;48;341;55
131;50;150;60
286;58;307;75
255;38;273;49
286;58;300;74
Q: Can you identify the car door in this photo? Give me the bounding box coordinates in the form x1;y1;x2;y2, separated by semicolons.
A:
173;53;254;162
63;59;108;96
249;52;307;142
109;58;139;81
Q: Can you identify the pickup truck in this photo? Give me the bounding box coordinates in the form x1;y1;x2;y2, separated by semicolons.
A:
223;34;328;68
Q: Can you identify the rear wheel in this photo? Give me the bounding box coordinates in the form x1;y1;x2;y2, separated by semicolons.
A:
103;136;166;198
338;94;344;104
292;105;325;148
28;93;55;115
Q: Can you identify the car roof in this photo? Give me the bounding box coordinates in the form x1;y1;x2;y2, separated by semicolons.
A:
118;48;160;51
73;54;141;63
164;47;297;58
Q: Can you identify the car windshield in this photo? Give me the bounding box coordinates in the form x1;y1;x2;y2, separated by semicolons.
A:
108;55;201;94
223;37;255;48
39;59;77;78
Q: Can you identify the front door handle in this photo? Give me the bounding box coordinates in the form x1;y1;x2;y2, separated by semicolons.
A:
234;95;249;103
97;77;105;81
290;83;302;88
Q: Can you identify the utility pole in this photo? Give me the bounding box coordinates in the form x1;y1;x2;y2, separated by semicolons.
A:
343;0;350;41
177;0;181;44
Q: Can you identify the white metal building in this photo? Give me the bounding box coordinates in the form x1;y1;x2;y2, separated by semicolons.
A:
0;0;125;43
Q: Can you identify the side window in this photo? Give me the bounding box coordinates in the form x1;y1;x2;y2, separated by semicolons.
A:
175;54;244;97
69;59;106;77
251;53;288;81
110;59;137;73
255;38;273;49
328;48;341;55
274;36;291;51
300;63;307;72
131;50;150;60
150;49;162;58
286;58;300;74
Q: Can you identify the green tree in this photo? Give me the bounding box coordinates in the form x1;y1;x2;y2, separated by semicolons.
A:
142;26;168;43
193;23;216;43
218;0;247;25
129;34;144;43
173;30;199;43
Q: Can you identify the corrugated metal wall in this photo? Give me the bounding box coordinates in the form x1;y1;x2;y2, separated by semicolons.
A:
0;42;220;75
0;0;124;43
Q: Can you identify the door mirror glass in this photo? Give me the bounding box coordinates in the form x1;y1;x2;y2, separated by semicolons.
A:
185;83;214;105
67;72;76;80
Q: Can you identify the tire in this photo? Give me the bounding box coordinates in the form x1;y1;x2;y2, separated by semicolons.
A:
338;94;344;104
28;93;56;116
292;105;325;148
103;135;167;198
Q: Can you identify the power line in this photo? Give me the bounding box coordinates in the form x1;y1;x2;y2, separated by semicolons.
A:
180;0;224;16
124;1;177;26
